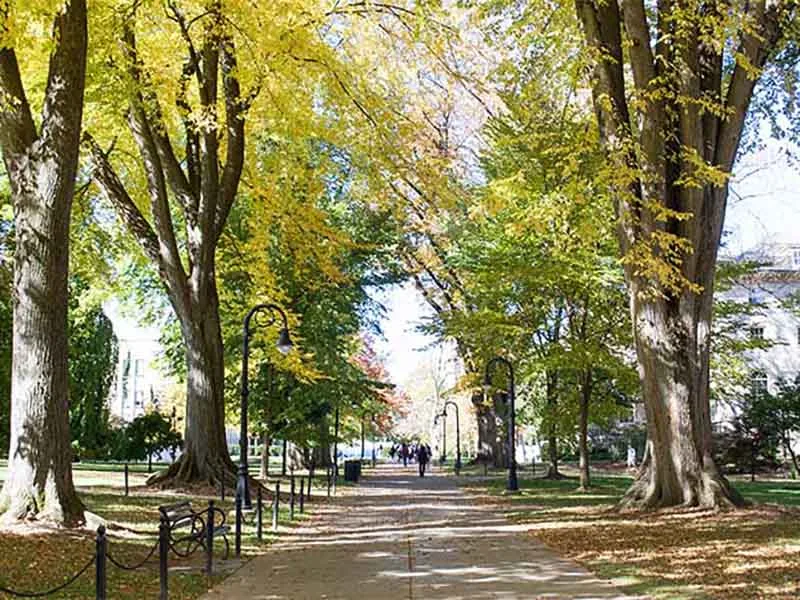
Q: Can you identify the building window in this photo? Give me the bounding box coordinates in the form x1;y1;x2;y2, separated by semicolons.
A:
749;326;765;340
797;326;800;345
750;371;768;398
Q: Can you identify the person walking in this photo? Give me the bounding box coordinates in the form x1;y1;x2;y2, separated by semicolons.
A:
417;443;430;477
401;442;409;467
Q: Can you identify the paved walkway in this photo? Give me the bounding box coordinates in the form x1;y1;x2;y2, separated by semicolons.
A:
201;465;638;599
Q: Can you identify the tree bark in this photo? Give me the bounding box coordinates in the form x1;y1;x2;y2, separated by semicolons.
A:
544;370;564;479
578;371;592;490
0;0;87;526
619;290;743;508
472;391;504;467
260;433;271;479
148;285;235;488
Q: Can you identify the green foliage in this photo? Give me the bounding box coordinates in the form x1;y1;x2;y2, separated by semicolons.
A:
68;278;118;459
111;412;182;466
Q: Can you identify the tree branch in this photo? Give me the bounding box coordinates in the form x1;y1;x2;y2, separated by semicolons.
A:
216;35;246;242
85;134;160;265
39;0;88;160
0;4;37;166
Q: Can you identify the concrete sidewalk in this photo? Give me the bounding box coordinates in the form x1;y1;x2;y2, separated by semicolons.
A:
200;465;639;599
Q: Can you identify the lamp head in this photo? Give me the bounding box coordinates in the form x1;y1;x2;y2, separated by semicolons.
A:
276;327;293;355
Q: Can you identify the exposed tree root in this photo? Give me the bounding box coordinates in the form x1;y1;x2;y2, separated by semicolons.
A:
618;461;747;511
147;452;238;490
543;466;569;480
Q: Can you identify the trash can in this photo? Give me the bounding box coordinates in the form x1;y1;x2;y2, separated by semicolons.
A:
344;459;361;482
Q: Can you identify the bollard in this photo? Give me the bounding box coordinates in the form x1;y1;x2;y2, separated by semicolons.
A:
159;517;169;600
532;458;535;477
299;478;305;514
290;475;296;520
272;481;280;532
124;463;129;497
306;474;312;500
484;462;488;476
95;525;107;600
256;486;263;542
234;489;242;558
206;500;215;575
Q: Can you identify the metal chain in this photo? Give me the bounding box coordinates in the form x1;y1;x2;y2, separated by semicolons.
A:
106;537;160;571
0;555;95;597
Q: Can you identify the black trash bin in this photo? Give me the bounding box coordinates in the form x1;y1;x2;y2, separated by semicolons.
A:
344;459;361;482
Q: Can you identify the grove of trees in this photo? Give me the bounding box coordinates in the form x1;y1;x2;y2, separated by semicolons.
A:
0;0;797;526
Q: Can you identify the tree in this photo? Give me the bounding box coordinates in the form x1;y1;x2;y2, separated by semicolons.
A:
0;0;87;525
86;2;258;487
68;287;118;459
113;412;182;473
573;0;797;507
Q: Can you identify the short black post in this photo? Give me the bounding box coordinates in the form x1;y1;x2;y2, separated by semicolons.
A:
256;486;263;542
234;488;242;558
272;481;280;532
299;478;305;514
290;475;296;520
95;525;107;600
124;463;129;497
532;457;535;477
306;474;312;500
206;500;215;575
159;517;169;600
484;462;488;476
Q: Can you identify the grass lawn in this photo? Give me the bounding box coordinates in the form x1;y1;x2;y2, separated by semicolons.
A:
463;467;800;599
0;464;316;600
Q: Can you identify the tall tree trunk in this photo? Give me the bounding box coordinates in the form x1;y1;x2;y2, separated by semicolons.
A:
260;433;271;479
150;284;235;487
544;370;563;479
785;440;800;478
620;289;743;508
578;370;592;491
0;0;87;526
472;391;503;466
492;393;509;468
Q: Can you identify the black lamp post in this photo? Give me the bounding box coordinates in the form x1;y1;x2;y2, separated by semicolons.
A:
239;304;293;509
442;400;461;474
484;357;518;492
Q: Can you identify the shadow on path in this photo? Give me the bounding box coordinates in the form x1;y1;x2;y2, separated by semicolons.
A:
200;465;644;599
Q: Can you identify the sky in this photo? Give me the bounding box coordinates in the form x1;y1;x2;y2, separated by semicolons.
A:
375;139;800;388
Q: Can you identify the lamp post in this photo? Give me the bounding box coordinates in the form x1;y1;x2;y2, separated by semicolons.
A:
361;418;366;459
442;400;461;474
239;304;293;510
484;357;518;492
439;409;447;464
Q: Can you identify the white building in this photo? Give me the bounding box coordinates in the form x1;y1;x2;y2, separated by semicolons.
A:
104;301;177;423
714;243;800;425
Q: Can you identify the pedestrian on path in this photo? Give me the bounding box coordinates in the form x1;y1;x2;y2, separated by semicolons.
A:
417;443;430;477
